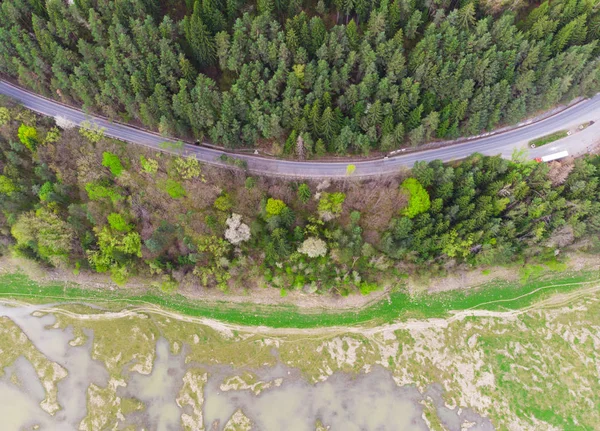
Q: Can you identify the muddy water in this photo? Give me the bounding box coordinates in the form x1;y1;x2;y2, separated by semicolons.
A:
203;367;427;430
0;303;494;430
123;338;187;430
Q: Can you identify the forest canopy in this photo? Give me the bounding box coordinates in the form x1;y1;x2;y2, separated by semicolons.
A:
1;102;600;294
1;0;599;156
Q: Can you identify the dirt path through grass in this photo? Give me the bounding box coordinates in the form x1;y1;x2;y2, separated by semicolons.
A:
2;278;598;340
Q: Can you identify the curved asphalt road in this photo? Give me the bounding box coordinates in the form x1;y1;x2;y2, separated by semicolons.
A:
2;80;599;178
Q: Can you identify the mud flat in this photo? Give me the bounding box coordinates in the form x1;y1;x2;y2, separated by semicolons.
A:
0;285;599;430
0;301;493;430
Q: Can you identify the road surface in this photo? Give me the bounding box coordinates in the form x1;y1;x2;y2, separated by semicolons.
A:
2;80;599;178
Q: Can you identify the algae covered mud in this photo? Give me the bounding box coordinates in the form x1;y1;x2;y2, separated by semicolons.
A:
1;277;600;430
0;301;493;431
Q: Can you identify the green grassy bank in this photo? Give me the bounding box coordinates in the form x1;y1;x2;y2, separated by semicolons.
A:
529;130;569;147
0;270;598;328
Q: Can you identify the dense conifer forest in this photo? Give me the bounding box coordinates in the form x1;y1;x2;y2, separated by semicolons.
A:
1;0;599;155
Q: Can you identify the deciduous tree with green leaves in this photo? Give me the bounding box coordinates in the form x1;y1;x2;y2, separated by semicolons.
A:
266;198;287;216
102;152;124;176
400;178;431;219
18;124;38;152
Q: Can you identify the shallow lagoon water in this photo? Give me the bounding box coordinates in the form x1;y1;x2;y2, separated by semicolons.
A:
0;302;493;430
203;367;427;431
123;338;187;431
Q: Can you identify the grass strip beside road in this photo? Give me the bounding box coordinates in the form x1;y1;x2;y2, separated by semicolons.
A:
0;271;597;328
529;130;569;148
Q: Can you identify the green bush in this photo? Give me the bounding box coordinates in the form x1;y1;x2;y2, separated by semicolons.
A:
17;124;37;152
266;198;286;216
107;213;131;232
245;177;256;189
174;156;201;179
79;121;104;143
0;107;10;126
214;193;232;211
318;192;345;214
11;208;74;266
102;152;124;176
400;178;430;218
158;275;178;293
163;179;186;198
85;182;123;203
0;175;17;196
87;226;142;283
359;282;382;296
109;266;130;285
140;155;159;174
38;182;54;201
44;127;60;144
205;214;218;229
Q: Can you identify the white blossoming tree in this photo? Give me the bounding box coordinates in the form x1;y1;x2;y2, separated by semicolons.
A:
298;237;327;258
224;213;251;245
54;116;77;130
